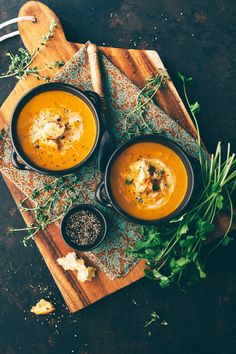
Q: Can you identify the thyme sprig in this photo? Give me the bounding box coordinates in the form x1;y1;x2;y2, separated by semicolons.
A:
124;69;167;137
0;20;64;81
9;175;80;246
144;311;168;328
127;72;235;287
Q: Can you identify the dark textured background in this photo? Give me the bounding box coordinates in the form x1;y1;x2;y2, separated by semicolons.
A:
0;1;235;353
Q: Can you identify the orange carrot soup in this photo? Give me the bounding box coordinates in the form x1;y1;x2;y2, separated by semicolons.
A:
109;142;188;220
16;91;97;171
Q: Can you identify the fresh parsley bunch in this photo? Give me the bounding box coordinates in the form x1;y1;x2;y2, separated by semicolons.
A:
127;72;236;287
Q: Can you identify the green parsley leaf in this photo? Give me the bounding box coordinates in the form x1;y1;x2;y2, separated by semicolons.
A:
179;235;196;248
190;101;200;115
179;224;189;235
196;260;207;279
197;219;214;234
216;195;224;210
222;235;233;247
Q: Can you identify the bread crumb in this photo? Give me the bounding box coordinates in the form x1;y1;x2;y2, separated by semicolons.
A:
31;299;55;315
57;252;96;282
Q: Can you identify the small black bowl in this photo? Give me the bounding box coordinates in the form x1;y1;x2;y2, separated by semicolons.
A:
60;204;107;252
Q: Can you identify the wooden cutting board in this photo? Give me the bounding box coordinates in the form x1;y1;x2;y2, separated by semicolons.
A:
0;1;230;313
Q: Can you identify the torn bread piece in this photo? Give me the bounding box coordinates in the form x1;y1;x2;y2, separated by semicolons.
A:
57;251;82;270
57;252;96;283
30;299;55;315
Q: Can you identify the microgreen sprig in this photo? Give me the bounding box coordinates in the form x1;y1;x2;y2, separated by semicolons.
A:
124;69;167;137
0;20;64;81
9;174;80;246
144;311;168;328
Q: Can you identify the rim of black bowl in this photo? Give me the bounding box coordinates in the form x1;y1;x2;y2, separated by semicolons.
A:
104;134;195;225
60;204;107;252
10;82;101;176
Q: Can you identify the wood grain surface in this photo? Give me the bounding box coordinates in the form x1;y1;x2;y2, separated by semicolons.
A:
0;1;228;313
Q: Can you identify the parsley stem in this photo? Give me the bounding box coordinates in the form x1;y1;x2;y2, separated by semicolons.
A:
224;187;234;237
10;226;38;232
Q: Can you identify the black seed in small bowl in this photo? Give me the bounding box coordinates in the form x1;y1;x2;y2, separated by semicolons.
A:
60;204;107;252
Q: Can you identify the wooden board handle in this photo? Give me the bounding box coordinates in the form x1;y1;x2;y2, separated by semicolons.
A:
87;42;106;110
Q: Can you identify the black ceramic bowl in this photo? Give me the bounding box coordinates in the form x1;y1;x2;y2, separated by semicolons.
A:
96;134;195;225
60;204;107;252
10;82;101;176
